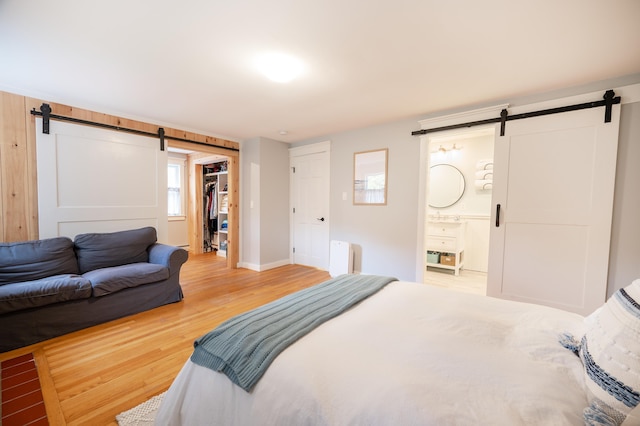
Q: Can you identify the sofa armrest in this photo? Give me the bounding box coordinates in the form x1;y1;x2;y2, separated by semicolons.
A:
148;244;189;273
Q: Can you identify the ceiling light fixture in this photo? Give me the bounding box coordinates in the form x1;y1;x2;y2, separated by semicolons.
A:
255;52;304;83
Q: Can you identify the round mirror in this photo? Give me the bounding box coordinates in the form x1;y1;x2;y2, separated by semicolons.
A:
428;164;465;208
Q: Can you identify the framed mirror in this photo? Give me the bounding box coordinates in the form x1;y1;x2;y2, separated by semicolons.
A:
354;149;388;205
428;164;465;208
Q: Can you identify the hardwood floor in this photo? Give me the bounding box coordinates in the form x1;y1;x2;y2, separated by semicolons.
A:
0;253;331;425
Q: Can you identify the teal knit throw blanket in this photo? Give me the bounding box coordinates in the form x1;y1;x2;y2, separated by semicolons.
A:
190;274;397;392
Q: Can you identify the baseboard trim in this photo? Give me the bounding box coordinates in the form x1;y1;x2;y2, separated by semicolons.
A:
238;259;290;272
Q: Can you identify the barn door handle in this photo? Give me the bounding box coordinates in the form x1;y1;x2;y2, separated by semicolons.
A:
495;204;501;227
317;217;325;222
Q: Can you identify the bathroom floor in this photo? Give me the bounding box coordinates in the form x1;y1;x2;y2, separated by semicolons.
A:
424;268;487;295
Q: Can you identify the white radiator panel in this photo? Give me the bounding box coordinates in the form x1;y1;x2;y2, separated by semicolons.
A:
329;240;353;277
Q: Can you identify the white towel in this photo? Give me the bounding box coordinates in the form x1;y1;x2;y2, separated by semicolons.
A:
475;180;493;190
475;170;493;180
476;160;493;171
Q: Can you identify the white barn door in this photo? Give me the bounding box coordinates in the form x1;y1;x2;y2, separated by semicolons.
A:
35;119;168;241
487;105;620;315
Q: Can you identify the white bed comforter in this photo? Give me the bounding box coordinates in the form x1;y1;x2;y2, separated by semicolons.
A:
156;281;588;425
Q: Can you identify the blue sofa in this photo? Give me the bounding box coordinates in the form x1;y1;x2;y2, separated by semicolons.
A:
0;227;188;352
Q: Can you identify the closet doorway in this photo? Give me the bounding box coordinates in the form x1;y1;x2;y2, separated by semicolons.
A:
421;127;495;295
200;157;230;255
168;142;239;269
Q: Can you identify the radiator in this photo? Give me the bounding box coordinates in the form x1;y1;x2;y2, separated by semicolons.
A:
329;240;353;277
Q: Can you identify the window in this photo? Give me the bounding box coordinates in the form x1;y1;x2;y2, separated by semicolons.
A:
168;159;185;217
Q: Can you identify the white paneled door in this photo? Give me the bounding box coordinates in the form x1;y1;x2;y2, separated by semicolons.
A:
487;104;620;315
35;119;168;241
290;142;330;270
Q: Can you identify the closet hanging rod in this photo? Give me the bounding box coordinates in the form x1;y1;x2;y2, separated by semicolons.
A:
30;103;239;153
411;90;621;137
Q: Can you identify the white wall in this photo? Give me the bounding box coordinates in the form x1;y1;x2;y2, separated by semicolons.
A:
294;119;422;281
259;138;291;266
240;137;291;271
290;75;640;294
167;219;189;248
241;138;261;268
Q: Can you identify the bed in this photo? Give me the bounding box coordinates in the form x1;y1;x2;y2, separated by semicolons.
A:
156;275;640;426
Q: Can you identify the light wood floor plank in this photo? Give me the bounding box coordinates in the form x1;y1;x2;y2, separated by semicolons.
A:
0;252;330;425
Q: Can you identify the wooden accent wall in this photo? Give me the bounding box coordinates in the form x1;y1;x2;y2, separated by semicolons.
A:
0;90;240;268
0;92;37;242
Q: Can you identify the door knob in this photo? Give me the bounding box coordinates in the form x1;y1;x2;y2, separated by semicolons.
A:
317;217;325;222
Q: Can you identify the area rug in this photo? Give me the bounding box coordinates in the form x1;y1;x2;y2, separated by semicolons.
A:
1;353;48;426
116;391;165;426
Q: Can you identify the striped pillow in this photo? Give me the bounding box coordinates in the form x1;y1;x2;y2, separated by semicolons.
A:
577;279;640;425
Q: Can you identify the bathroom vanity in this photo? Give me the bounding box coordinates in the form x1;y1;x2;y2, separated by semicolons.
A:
426;219;466;275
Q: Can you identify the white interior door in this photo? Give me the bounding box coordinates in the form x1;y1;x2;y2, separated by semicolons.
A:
290;143;330;270
487;105;620;315
36;119;168;242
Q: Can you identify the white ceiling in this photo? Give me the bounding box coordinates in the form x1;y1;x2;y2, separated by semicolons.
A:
1;1;639;143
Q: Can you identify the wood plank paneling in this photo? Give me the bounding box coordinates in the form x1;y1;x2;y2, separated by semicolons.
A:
24;98;40;240
0;253;331;425
0;92;30;242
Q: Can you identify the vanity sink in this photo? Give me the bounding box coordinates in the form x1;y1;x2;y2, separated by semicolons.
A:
429;215;463;223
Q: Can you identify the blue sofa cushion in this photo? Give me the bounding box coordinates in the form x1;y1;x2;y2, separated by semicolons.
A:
74;227;157;274
84;263;169;297
0;274;92;314
0;237;79;285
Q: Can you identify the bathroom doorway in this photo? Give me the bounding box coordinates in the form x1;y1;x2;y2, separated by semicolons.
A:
421;126;495;294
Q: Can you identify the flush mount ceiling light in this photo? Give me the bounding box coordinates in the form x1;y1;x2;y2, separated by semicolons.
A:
255;52;304;83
